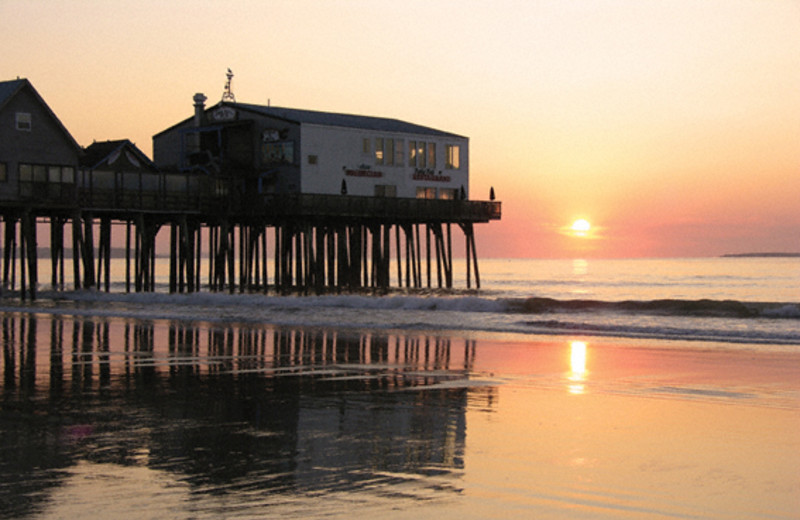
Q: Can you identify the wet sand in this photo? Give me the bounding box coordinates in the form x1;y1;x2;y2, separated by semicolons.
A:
1;313;798;519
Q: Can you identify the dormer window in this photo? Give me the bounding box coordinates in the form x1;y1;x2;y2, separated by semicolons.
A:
15;112;31;131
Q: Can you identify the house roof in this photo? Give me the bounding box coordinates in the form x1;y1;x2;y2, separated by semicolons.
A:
81;139;157;171
231;103;465;138
0;77;82;152
154;101;465;139
0;79;26;109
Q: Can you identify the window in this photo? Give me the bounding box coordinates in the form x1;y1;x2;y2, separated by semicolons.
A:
446;145;460;169
262;141;294;164
408;141;416;167
0;163;6;182
18;163;77;199
427;142;436;168
362;138;371;155
417;142;426;167
214;180;228;197
48;165;61;183
394;139;404;166
374;185;397;197
19;163;32;182
15;112;31;131
375;137;384;165
439;188;456;200
416;187;436;199
385;138;394;166
33;165;47;182
307;154;318;165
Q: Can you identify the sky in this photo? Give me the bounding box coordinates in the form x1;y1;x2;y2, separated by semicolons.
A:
3;0;799;258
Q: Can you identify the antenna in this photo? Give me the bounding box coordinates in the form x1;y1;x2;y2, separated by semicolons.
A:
222;68;235;102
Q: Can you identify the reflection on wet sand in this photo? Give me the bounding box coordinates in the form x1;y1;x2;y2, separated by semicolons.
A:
0;313;494;518
568;340;587;394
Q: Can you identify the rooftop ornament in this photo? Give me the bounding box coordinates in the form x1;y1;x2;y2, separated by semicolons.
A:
222;68;235;103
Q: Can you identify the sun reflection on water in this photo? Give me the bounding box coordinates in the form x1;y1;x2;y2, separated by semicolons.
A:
568;341;588;394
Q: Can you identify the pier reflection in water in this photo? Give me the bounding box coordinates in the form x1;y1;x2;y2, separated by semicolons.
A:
0;313;493;518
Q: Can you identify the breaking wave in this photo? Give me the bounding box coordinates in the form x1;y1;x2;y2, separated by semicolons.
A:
2;291;798;346
508;297;800;319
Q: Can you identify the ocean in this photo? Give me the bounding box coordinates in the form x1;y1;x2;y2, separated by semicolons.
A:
8;256;800;347
1;256;799;518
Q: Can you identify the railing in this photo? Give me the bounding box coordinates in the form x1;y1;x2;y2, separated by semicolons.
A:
252;194;501;222
9;182;501;223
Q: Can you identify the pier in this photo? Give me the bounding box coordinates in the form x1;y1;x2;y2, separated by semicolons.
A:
0;178;500;299
0;76;501;300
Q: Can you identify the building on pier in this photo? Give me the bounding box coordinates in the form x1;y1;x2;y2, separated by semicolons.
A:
0;78;81;206
153;92;470;200
1;75;500;299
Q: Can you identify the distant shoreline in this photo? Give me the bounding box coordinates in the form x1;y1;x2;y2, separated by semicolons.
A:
721;252;800;258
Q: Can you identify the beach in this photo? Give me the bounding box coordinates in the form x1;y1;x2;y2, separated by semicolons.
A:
1;309;798;519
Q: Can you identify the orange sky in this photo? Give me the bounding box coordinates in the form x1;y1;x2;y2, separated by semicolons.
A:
3;0;799;258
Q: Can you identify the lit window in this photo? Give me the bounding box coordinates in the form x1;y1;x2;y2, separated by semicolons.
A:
416;187;436;199
417;142;426;167
375;138;384;165
438;188;456;200
408;141;416;166
446;145;460;169
427;143;436;168
15;112;31;131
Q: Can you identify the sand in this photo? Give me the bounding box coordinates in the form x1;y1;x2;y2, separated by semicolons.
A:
1;313;797;519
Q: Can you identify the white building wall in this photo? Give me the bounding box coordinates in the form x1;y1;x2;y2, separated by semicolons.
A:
299;124;469;199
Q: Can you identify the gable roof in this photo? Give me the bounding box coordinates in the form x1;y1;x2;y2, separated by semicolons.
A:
0;77;82;152
81;139;157;171
0;79;26;109
154;101;465;139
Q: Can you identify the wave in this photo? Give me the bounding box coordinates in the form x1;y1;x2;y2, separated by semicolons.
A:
16;290;797;318
2;291;798;346
509;297;800;319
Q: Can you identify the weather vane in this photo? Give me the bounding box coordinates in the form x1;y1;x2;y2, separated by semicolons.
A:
222;68;235;102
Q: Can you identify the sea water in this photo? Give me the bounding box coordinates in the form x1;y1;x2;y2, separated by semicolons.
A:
7;256;799;347
1;257;799;518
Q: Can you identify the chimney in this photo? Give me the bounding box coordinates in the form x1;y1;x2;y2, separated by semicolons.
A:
193;93;207;127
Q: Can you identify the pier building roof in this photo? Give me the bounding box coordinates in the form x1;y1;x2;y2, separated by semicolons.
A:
154;101;465;139
81;139;158;171
0;78;81;152
230;103;465;138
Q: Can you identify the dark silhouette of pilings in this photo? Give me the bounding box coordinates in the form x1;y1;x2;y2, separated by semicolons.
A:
1;210;483;299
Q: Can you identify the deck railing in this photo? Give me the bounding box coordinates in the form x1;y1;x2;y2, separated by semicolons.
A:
7;181;501;223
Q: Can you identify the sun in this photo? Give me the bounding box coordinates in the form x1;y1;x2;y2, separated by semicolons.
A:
570;219;592;237
559;218;598;240
571;219;591;233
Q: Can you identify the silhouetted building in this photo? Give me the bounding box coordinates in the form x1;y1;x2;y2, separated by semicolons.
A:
153;95;469;200
0;78;81;205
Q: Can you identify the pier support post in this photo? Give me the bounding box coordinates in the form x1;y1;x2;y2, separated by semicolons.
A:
3;215;18;291
20;211;37;300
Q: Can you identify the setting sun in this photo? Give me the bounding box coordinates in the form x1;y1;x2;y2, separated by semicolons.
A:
571;219;591;233
569;219;592;238
558;218;599;242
